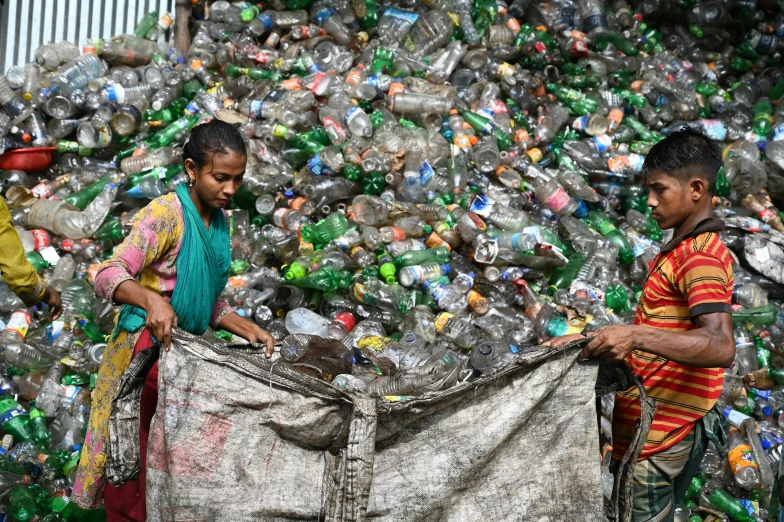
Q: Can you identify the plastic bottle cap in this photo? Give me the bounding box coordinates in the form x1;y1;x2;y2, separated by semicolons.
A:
761;439;772;450
422;224;433;235
284;189;295;198
763;406;772;416
442;264;451;275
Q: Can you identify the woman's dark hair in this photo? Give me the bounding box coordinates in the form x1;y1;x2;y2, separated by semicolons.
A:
182;119;246;172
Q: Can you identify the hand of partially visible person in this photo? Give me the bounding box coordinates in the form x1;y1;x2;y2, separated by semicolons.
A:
580;325;639;362
41;286;63;320
238;322;276;358
145;293;178;351
541;333;591;349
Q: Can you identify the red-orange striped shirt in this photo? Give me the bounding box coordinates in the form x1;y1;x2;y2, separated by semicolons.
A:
613;218;733;460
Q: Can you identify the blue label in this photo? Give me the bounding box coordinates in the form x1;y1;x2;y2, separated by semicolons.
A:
314;7;337;26
509;344;519;353
469;194;491;215
257;13;274;32
307;153;335;176
772;124;784;141
104;83;119;102
384;8;419;24
249;100;264;118
753;388;771;400
419;160;434;185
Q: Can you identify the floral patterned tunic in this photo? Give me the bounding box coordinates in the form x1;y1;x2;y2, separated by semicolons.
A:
73;192;232;508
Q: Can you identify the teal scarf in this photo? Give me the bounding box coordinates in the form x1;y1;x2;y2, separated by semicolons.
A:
113;183;231;340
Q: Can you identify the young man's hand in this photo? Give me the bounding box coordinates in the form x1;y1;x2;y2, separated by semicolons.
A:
541;333;592;349
41;286;63;320
581;325;639;362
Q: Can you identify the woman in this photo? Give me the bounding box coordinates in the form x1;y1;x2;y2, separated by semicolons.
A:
73;120;274;520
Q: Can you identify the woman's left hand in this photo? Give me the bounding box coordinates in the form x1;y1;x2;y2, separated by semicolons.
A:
239;322;276;358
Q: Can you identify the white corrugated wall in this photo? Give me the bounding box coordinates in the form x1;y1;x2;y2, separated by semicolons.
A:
0;0;176;73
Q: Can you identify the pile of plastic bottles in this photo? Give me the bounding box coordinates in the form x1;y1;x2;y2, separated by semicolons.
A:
2;0;784;519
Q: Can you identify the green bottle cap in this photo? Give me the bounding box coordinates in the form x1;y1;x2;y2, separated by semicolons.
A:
285;262;307;280
422;224;433;235
379;262;396;284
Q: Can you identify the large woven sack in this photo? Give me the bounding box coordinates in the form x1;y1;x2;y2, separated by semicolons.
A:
109;330;626;522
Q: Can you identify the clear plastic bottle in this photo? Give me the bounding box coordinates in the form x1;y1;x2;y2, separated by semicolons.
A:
0;76;33;125
364;351;459;397
402;10;454;59
284;307;331;337
120;147;182;174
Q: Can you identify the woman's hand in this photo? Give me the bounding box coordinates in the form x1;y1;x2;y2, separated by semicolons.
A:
144;293;178;351
238;322;276;358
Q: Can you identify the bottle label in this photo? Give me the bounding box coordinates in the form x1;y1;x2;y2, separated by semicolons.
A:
257;13;274;32
514;129;530;143
572;115;589;132
357;335;392;352
454;134;471;148
253;51;275;65
227;275;247;289
772;124;784;142
307;152;333;176
466;290;485;311
314;7;337;26
752;388;771;400
272;207;293;228
434;312;454;332
31;183;52;198
419;160;434;185
560;5;578;24
469;195;492;217
29;230;49;250
728;442;758;472
756;207;777;223
344;106;362;128
352;283;374;305
754;33;776;54
496;62;515;79
424;232;450;250
591;134;613;153
700;119;727;141
476;108;494;121
546;315;589;338
384;8;419;24
607;108;624;126
543;186;572;213
402;265;426;284
5;311;31;340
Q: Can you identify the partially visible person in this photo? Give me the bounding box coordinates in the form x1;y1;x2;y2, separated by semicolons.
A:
73;120;274;521
545;128;735;522
0;196;62;318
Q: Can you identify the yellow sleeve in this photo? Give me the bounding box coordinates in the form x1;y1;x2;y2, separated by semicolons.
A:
0;197;45;306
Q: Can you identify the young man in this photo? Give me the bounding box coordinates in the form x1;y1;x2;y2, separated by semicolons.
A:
546;128;735;522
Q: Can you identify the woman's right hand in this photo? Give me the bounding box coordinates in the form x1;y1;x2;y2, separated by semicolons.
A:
145;293;178;351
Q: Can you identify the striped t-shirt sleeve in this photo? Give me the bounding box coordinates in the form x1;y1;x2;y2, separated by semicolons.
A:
675;252;733;319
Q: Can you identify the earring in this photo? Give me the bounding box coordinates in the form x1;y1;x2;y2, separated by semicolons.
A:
188;177;195;187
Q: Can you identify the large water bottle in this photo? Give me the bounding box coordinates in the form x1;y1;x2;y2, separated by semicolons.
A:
284;308;330;337
364;352;460;397
50;54;105;95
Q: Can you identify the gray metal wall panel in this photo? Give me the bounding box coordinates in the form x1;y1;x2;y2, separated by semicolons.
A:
0;0;176;74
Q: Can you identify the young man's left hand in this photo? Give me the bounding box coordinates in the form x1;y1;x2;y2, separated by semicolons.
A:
581;325;640;362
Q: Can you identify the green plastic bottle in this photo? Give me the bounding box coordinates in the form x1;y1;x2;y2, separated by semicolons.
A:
731;304;778;325
134;11;159;38
683;472;705;501
94;219;124;246
585;211;634;264
64;174;110;210
77;319;107;343
25;252;49;273
28;401;50;447
547;253;586;294
754;335;771;368
287;268;353;293
299;213;349;245
605;285;631;312
708;488;752;521
7;485;36;521
148;113;199;149
393;246;451;268
752;98;773;137
715;166;730;197
0;397;33;443
459;110;513;151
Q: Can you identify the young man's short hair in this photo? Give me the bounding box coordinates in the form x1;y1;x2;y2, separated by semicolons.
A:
641;127;723;196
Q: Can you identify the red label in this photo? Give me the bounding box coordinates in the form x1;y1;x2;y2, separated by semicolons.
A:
31;183;51;199
30;230;49;251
